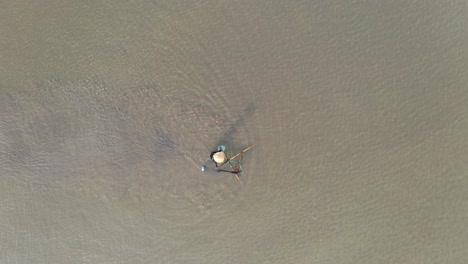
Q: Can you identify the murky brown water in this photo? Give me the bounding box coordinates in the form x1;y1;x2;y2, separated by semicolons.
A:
1;1;467;263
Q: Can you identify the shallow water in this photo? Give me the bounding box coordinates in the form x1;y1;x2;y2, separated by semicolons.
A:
1;1;467;263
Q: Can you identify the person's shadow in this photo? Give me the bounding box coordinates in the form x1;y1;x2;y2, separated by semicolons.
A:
214;103;256;150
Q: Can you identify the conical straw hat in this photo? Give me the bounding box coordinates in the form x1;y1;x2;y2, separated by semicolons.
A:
213;152;226;163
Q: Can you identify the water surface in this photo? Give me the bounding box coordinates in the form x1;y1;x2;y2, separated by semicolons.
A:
1;1;467;263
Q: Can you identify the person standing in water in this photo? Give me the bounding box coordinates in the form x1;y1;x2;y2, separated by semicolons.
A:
210;145;227;167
